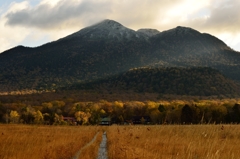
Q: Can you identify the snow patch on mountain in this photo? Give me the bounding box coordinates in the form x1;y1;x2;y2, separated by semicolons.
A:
160;26;201;37
137;29;160;37
68;19;147;41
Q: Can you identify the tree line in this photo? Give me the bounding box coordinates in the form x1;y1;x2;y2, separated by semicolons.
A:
1;99;240;125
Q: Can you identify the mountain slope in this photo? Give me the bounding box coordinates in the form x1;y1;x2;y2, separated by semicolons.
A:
70;67;240;96
0;19;240;93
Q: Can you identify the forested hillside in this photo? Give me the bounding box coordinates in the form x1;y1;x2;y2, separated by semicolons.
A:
71;67;240;97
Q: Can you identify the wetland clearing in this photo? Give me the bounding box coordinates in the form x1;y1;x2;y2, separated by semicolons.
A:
1;124;240;159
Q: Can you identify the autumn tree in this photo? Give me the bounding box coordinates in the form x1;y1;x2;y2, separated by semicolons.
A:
10;110;19;123
53;114;65;125
111;101;124;123
75;111;91;125
34;110;44;124
20;106;35;124
88;103;101;124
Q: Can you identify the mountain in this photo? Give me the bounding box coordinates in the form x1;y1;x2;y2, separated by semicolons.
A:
0;19;240;94
70;67;240;96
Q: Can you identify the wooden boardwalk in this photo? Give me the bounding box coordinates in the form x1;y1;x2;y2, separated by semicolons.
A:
97;132;108;159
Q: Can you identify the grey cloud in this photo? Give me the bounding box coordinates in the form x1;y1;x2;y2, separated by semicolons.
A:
184;0;240;34
5;0;112;29
111;0;185;29
6;0;240;36
5;0;186;30
206;1;240;32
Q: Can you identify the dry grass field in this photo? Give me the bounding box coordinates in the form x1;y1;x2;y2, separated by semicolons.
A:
107;125;240;159
0;125;102;159
1;124;240;159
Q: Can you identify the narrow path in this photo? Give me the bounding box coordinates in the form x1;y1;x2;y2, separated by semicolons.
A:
97;131;108;159
72;132;99;159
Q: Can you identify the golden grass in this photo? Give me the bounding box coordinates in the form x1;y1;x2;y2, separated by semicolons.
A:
107;125;240;159
80;131;103;159
2;124;240;159
0;124;100;159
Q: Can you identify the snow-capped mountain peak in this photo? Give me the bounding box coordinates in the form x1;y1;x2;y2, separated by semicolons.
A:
90;19;124;30
69;19;147;41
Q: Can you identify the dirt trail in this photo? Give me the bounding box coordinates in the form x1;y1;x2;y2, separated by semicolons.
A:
97;131;108;159
72;132;99;159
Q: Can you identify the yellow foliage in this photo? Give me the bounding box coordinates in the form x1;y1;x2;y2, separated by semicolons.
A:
10;110;19;123
75;111;91;124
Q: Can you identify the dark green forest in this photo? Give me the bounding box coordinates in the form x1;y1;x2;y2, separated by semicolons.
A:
71;67;240;97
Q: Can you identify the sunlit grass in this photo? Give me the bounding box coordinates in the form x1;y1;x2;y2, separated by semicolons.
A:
0;124;100;159
2;124;240;159
107;125;240;159
80;131;103;159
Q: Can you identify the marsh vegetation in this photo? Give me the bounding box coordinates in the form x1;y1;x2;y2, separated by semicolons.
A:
1;124;240;159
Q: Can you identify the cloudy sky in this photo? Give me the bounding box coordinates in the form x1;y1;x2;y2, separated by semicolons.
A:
1;0;240;53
